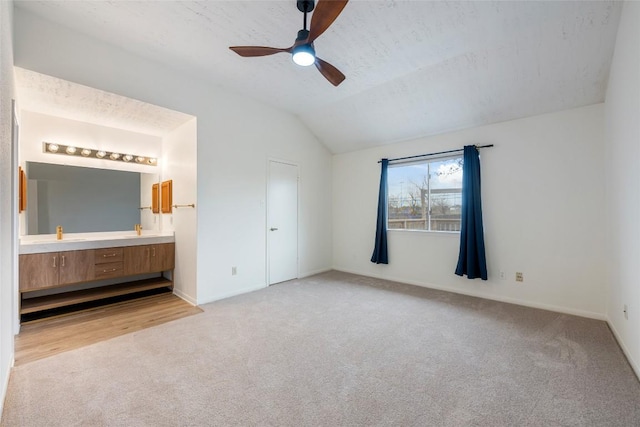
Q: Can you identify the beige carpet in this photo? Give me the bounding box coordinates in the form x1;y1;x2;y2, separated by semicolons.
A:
2;271;639;426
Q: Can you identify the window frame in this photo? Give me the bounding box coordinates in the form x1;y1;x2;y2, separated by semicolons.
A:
386;154;463;234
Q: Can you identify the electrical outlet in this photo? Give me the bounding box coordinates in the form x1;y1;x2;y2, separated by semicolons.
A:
515;272;524;282
624;304;628;320
232;266;237;276
499;271;506;280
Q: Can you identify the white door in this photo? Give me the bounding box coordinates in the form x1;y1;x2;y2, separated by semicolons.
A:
268;161;298;285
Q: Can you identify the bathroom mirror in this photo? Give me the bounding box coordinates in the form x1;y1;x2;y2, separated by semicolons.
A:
25;161;158;235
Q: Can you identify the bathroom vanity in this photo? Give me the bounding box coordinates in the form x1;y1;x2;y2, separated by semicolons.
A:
19;232;175;321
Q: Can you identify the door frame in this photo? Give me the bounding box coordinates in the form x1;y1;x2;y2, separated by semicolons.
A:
266;158;299;286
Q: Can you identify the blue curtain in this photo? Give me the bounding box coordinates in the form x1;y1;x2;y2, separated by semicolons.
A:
371;159;389;264
455;146;487;280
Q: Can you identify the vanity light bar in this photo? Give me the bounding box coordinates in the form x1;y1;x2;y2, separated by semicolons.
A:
43;142;157;166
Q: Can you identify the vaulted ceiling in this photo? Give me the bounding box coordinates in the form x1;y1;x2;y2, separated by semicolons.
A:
14;1;622;153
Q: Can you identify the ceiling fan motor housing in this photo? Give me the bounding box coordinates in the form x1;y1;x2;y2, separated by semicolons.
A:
296;29;310;42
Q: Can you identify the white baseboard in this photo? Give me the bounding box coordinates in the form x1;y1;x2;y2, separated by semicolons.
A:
172;288;197;306
195;268;331;305
0;356;13;418
299;267;332;279
197;283;267;305
607;320;640;381
332;267;607;321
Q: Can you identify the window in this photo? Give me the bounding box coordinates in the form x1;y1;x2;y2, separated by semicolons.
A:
387;155;463;232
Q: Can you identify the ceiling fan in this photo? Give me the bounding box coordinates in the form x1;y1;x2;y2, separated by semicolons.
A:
229;0;349;87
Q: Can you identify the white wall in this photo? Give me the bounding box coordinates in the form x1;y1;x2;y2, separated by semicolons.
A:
0;0;15;415
13;9;333;305
604;1;640;378
196;102;333;303
19;110;162;173
161;118;197;304
334;104;606;319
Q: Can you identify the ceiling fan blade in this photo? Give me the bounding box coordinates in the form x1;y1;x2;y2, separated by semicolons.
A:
229;46;292;57
315;57;346;86
307;0;349;43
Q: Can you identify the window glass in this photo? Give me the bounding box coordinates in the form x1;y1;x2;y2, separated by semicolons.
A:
387;156;463;232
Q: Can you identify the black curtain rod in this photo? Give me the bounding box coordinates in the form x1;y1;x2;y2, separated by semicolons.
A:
378;144;494;163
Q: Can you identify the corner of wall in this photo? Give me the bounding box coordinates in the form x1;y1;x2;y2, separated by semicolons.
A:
603;0;640;381
0;0;16;416
607;319;640;380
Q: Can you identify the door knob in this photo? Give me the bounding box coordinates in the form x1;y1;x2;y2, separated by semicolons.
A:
270;227;278;231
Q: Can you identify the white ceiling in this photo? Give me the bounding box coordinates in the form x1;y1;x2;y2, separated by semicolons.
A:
15;68;194;137
14;0;622;153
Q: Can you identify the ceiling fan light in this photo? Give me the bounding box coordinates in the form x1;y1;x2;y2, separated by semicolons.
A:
292;44;315;67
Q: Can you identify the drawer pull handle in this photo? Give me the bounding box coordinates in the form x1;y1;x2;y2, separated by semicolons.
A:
103;268;117;273
52;256;57;268
61;255;65;267
103;253;117;258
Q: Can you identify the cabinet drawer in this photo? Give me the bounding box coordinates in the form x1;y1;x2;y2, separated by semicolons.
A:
94;262;124;279
95;248;124;264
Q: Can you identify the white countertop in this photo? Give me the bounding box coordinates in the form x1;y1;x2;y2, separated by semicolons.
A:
19;231;175;254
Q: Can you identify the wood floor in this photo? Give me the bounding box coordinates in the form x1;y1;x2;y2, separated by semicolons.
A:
15;292;203;366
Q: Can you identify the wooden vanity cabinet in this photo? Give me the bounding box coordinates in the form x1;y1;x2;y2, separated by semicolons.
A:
152;243;175;272
19;253;59;291
124;243;175;276
123;245;149;276
19;242;175;320
19;250;95;291
59;250;95;285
